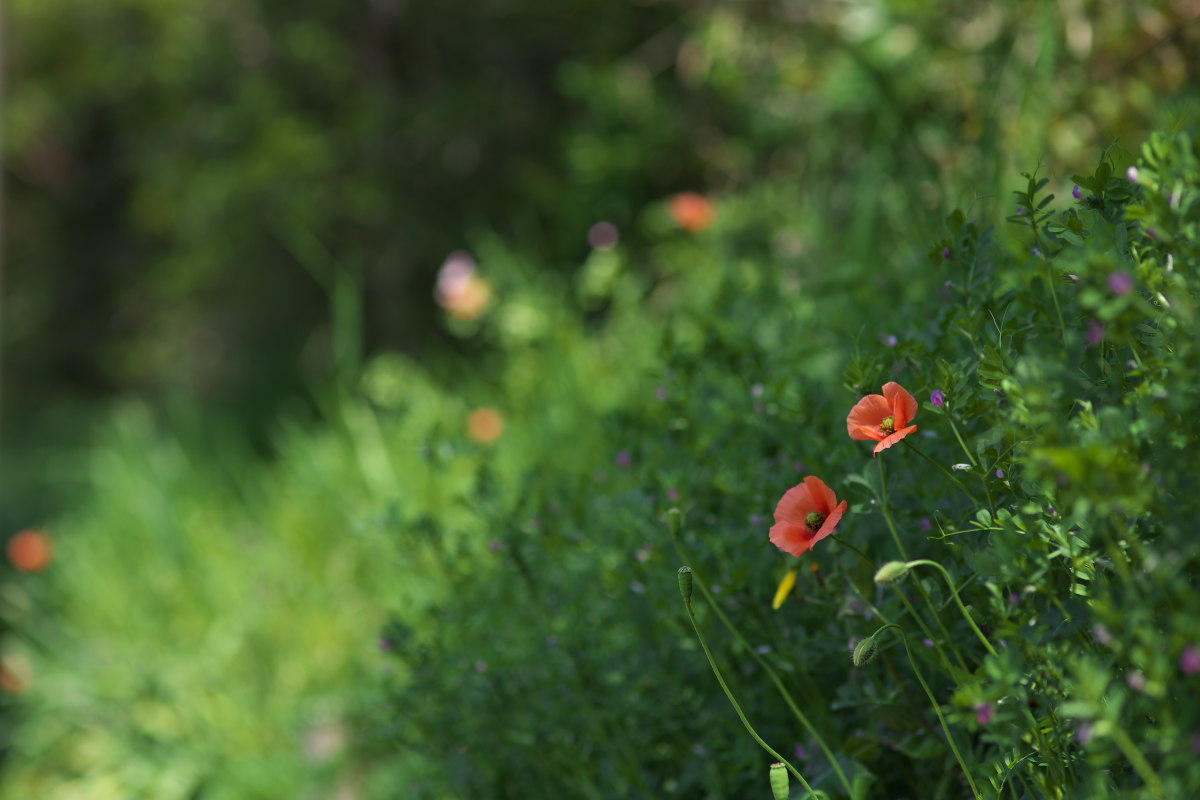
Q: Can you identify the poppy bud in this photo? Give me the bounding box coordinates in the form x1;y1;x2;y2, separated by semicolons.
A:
852;636;878;667
677;566;694;612
874;561;911;585
668;508;682;543
769;762;789;800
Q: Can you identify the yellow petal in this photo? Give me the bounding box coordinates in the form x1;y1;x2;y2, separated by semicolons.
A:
772;569;799;610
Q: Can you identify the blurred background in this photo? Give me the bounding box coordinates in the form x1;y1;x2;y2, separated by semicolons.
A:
2;0;1198;797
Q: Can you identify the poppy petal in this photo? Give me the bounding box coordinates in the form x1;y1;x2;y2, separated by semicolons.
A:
769;521;816;558
802;475;837;514
847;394;891;441
883;382;919;430
773;481;817;525
872;425;918;455
810;500;848;547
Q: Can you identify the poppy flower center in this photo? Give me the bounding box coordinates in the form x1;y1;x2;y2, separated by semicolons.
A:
879;416;896;435
805;511;826;531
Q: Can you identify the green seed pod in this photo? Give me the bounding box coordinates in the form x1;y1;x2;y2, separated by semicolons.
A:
677;566;694;612
874;560;911;585
769;762;789;800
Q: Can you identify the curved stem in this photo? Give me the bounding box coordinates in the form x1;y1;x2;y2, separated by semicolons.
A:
906;560;997;656
679;566;821;798
878;459;966;672
671;532;853;796
877;624;983;800
902;439;980;507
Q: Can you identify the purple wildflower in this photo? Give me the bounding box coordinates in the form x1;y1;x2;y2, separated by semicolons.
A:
942;247;952;260
931;389;946;408
923;638;934;648
995;468;1005;479
1127;166;1139;182
1073;185;1083;200
975;703;995;725
588;221;620;251
1087;319;1105;345
920;517;932;532
1077;723;1093;746
1183;645;1200;676
615;450;632;468
1108;271;1134;296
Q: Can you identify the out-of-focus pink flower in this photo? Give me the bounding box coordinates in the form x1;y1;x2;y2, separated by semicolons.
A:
588;221;620;250
436;251;492;320
1108;271;1133;297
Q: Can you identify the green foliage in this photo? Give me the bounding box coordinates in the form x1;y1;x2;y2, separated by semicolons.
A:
5;2;1200;798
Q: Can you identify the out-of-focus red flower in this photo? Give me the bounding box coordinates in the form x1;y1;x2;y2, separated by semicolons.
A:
769;476;848;558
847;382;919;456
669;192;716;232
7;529;52;572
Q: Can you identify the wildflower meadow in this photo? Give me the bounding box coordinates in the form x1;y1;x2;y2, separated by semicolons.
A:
3;2;1200;799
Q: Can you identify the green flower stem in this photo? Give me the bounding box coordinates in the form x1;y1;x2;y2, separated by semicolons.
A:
874;624;983;800
677;565;822;799
942;411;997;515
670;518;853;797
904;560;997;657
1109;722;1166;798
901;439;980;507
906;562;1070;788
878;459;966;673
1040;250;1069;345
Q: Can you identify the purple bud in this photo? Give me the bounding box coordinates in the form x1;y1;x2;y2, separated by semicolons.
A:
1077;723;1093;746
1182;645;1200;676
885;334;898;348
794;744;808;760
975;703;995;725
615;450;632;468
931;389;946;408
751;383;764;398
1127;166;1139;182
1016;206;1026;216
1073;185;1083;200
923;638;934;648
1108;271;1133;296
995;468;1005;479
942;247;952;260
1086;319;1105;345
919;517;932;532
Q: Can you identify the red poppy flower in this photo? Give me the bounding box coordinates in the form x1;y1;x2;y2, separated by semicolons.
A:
769;476;849;558
669;192;717;232
847;381;918;455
